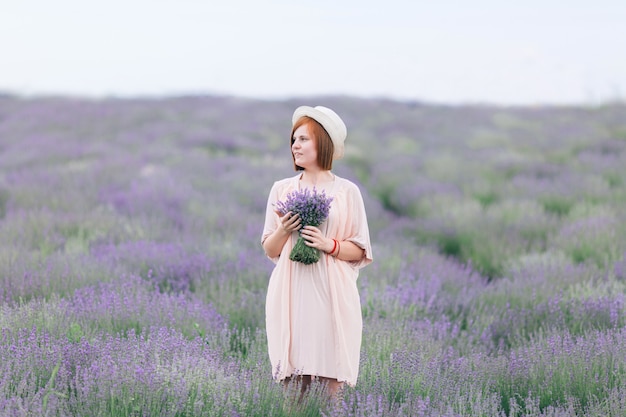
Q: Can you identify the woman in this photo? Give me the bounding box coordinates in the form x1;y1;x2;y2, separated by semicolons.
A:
261;105;373;400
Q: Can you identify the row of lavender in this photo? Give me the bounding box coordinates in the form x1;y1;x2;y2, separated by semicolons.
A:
1;95;626;415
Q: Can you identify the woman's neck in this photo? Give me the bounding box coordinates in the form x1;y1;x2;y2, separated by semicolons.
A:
299;169;334;186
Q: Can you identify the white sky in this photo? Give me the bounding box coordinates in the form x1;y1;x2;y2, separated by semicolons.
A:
1;0;625;105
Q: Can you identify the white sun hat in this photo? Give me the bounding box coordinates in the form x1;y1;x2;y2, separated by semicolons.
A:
292;105;347;160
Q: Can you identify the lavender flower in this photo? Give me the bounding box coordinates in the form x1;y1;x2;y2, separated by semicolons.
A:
275;187;333;264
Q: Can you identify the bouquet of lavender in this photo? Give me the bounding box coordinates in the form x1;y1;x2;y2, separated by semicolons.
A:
275;187;333;264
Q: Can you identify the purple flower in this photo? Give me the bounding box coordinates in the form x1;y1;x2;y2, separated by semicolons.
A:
275;187;332;228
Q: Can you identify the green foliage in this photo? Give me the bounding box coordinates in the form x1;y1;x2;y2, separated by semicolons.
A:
66;322;84;343
540;196;574;216
345;155;372;184
0;187;9;220
289;237;321;264
604;172;623;188
492;330;626;415
474;190;499;208
435;231;505;279
227;326;255;359
437;231;468;259
371;184;403;216
551;211;624;269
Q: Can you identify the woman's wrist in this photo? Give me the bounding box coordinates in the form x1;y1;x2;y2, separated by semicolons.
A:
327;238;340;257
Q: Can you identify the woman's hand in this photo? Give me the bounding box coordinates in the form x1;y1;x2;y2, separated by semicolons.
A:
276;211;301;234
263;211;302;258
300;226;334;253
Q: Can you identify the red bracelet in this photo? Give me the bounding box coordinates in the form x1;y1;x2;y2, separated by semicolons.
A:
329;239;338;256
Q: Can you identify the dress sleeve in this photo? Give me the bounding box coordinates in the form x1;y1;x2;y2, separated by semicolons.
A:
261;182;281;264
345;183;373;270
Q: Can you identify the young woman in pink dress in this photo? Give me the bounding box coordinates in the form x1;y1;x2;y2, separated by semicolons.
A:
261;105;373;402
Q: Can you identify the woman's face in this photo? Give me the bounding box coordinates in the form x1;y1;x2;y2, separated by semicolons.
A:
292;123;318;169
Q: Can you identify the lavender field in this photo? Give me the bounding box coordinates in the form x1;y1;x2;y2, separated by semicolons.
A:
1;95;626;416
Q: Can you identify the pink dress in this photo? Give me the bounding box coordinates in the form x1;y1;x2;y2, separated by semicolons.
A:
262;174;373;386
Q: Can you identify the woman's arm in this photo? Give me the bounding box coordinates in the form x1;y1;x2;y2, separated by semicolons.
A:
299;226;365;262
262;211;301;259
333;240;365;261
